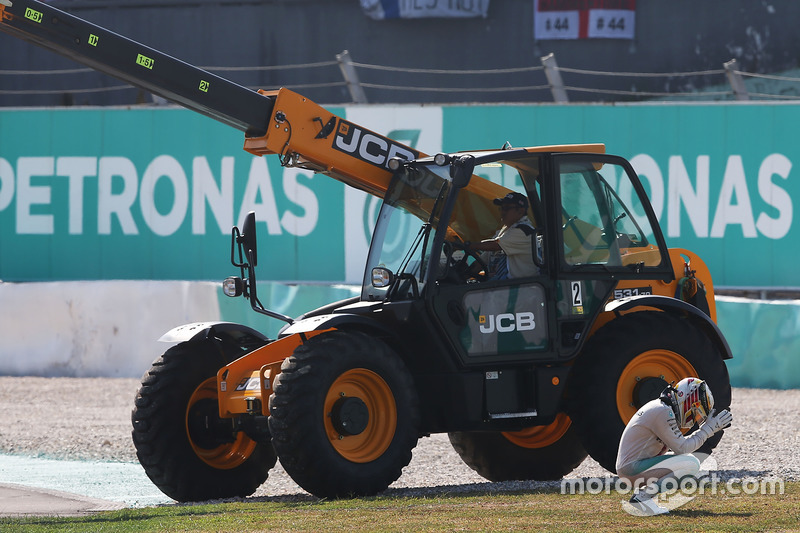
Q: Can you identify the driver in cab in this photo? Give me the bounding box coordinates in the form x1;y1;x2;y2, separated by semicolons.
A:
463;192;539;280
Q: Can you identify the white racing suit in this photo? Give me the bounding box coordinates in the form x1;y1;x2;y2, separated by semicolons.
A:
616;398;715;482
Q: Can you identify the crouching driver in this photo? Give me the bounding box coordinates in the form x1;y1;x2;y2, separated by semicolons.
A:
616;377;732;516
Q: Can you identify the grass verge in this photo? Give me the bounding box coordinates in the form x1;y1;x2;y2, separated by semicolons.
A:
2;481;798;532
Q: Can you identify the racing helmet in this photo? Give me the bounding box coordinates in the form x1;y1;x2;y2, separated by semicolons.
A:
660;377;715;429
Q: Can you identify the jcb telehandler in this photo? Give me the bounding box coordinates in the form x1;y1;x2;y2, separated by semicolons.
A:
1;0;731;501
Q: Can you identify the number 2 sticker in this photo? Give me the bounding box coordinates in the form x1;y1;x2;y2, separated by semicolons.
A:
571;281;584;314
571;281;583;305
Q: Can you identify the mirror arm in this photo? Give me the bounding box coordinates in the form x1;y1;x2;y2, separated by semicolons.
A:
244;249;294;325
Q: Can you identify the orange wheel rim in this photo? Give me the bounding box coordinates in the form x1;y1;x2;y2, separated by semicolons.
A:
616;350;697;423
324;369;396;463
186;377;257;470
502;412;572;449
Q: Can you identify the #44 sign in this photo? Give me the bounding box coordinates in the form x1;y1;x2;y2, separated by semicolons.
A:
534;0;636;40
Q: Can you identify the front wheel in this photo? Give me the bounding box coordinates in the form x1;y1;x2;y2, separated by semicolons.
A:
132;340;276;502
268;330;420;498
448;413;587;481
568;311;731;473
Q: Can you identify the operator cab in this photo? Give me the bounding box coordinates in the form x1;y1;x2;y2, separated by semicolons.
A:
364;146;671;299
363;146;673;362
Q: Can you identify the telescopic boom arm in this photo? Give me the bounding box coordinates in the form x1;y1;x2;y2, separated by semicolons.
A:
0;0;273;135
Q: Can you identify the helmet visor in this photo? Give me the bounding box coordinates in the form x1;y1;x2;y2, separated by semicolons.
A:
690;400;709;425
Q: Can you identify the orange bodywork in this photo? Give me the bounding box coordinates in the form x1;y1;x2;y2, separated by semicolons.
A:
241;87;606;205
592;247;717;336
217;329;332;418
243;88;409;198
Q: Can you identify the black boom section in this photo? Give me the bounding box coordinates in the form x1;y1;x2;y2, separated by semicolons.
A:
0;0;274;135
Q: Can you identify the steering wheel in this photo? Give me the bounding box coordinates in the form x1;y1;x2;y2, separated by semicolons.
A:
441;241;489;282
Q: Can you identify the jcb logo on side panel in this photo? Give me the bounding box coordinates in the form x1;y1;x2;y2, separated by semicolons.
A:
479;312;536;334
235;377;261;391
333;120;418;170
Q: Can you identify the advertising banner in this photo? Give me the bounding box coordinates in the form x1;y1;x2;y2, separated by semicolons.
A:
2;103;799;289
361;0;490;20
0;105;441;283
442;104;797;288
534;0;636;40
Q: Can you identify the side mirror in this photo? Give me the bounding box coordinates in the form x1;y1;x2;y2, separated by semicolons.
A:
449;155;475;189
241;211;258;267
371;267;395;288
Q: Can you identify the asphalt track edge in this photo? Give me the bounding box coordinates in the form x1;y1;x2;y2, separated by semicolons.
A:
0;483;125;517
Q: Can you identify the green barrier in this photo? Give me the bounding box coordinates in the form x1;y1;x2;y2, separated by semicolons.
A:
716;296;800;389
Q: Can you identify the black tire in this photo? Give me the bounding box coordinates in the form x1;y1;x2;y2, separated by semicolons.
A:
567;311;732;473
132;339;277;502
268;330;419;499
448;414;588;481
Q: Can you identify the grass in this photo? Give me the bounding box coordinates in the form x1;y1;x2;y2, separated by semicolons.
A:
2;482;798;532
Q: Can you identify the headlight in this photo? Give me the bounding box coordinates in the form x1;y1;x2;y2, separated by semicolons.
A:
434;153;450;166
387;157;404;171
222;276;243;297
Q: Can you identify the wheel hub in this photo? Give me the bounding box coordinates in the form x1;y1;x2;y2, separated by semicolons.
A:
632;376;669;409
616;349;698;422
331;396;369;436
187;397;235;450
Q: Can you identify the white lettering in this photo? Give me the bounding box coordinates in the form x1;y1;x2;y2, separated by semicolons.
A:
1;151;789;250
238;157;281;235
495;313;516;333
280;168;318;237
629;154;664;221
0;158;13;212
668;155;709;238
516;311;536;331
140;155;188;236
192;156;234;235
16;157;54;234
359;133;389;165
334;121;417;169
478;312;537;334
479;315;495;334
56;157;97;235
756;153;792;239
710;155;756;238
335;127;360;152
387;144;416;162
98;156;139;235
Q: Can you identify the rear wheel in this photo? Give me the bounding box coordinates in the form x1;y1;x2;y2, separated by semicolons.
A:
448;413;587;481
132;340;276;502
568;311;731;472
268;330;419;499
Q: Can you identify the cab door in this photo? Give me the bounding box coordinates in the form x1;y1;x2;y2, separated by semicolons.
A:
549;153;674;356
432;276;557;365
428;154;560;367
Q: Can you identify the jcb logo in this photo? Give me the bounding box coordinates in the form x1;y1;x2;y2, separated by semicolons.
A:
479;312;536;334
235;377;262;391
333;120;418;170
